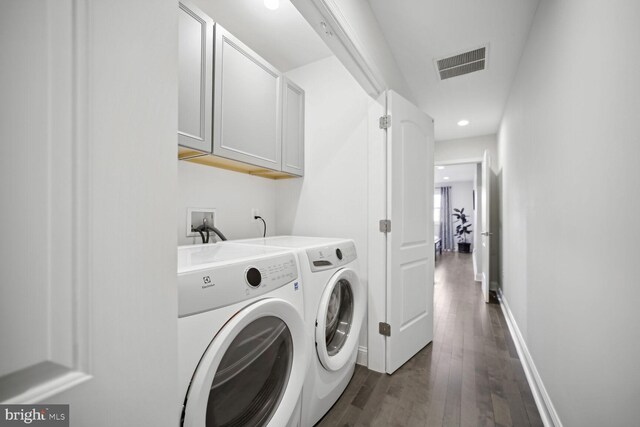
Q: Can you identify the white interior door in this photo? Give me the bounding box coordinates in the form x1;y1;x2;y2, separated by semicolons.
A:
0;0;91;403
1;1;179;425
385;90;434;374
481;150;492;303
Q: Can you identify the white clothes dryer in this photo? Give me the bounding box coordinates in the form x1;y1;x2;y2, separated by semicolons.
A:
177;243;309;427
234;236;365;427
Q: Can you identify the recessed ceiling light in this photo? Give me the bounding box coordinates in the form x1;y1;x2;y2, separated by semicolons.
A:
264;0;279;10
457;119;470;127
436;166;445;170
443;176;450;180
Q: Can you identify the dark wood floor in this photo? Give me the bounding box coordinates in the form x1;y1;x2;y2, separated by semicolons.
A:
317;252;543;427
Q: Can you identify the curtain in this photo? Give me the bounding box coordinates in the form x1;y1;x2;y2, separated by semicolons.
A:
440;186;453;251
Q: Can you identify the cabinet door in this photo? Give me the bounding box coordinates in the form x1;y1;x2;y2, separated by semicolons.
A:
281;78;305;176
213;25;282;170
178;1;213;152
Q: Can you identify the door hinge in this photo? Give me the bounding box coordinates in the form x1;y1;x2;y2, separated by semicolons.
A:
379;322;391;337
379;115;391;129
379;219;391;233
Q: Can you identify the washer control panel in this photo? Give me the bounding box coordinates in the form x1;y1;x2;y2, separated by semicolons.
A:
178;253;298;317
306;241;357;272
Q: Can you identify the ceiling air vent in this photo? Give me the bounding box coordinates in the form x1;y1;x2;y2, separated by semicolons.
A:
436;46;487;80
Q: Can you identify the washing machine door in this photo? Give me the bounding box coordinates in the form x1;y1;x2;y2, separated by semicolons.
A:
315;268;365;371
182;298;308;427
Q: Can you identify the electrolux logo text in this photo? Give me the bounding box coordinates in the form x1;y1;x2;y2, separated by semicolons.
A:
0;405;69;427
201;275;215;289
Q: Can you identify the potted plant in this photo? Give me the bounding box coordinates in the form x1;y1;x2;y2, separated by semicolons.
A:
452;208;472;253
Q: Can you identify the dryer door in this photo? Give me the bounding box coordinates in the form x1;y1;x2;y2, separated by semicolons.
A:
183;298;308;427
315;268;365;371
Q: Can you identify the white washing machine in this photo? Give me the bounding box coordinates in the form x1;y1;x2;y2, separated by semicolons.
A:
234;236;365;427
177;243;309;427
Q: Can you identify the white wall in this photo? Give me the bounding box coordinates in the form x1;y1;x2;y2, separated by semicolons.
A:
498;1;640;425
436;181;475;251
276;56;371;350
435;134;497;170
177;161;279;244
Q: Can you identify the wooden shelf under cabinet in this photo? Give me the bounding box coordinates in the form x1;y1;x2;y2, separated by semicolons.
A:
178;146;297;180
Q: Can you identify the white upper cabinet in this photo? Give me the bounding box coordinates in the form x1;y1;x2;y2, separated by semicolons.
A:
178;1;213;152
281;78;305;176
177;7;304;178
213;25;282;171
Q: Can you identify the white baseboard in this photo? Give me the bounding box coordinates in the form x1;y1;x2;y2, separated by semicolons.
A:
497;289;563;427
475;273;483;282
356;345;367;366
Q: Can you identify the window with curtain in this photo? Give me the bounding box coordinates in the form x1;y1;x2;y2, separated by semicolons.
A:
434;190;441;229
439;186;453;251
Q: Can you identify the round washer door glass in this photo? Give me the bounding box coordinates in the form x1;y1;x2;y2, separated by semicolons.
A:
325;278;354;356
206;316;293;427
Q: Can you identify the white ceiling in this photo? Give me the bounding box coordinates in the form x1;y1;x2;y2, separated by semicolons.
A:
434;163;477;185
368;0;539;141
195;0;332;71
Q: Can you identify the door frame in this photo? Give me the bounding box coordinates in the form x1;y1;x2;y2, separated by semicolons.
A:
366;93;387;373
480;150;492;303
435;158;483;166
434;158;483;282
434;156;496;302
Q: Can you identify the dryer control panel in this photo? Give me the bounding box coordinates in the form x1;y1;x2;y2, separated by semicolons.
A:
306;241;357;272
178;253;298;317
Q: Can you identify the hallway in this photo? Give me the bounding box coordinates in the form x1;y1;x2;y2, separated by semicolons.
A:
318;252;543;427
